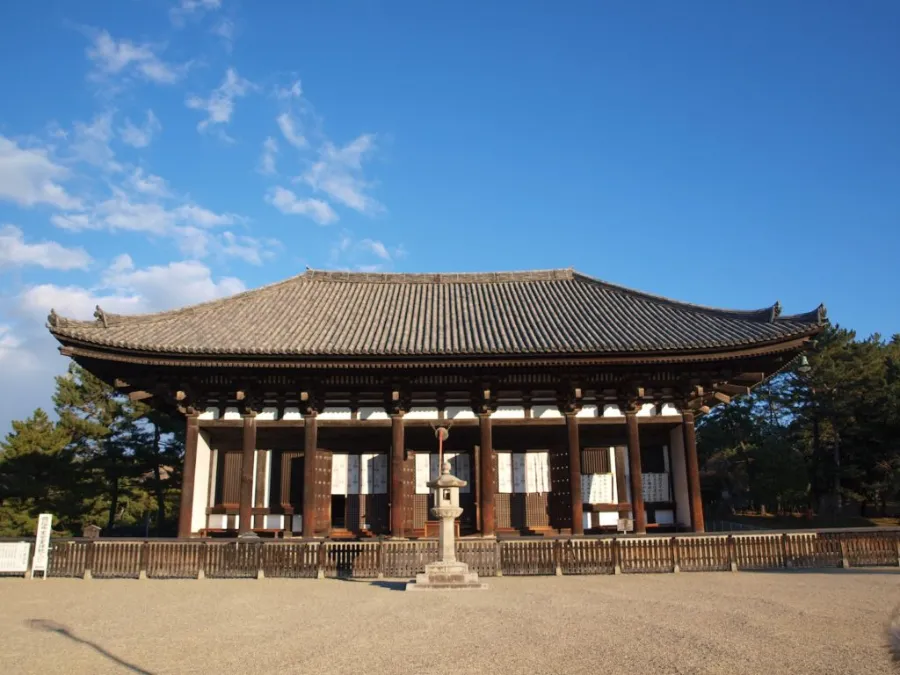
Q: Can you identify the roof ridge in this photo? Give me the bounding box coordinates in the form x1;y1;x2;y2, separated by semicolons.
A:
570;271;781;322
302;268;575;284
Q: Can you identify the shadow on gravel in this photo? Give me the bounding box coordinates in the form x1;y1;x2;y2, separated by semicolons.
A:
27;619;153;674
744;568;900;576
330;577;409;591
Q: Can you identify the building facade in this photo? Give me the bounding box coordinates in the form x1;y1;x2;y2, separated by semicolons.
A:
47;269;825;538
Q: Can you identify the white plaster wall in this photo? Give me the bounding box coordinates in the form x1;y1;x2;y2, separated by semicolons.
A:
319;407;352;420
199;407;219;420
191;431;212;534
250;449;258;507
532;404;562;418
257;407;278;421
445;406;476;419
208;449;218;508
207;514;228;529
223;407;241;420
669;425;691;527
359;407;388;420
263;450;271;507
637;403;656;417
659;402;680;417
291;515;303;533
264;515;284;530
576;404;598;418
405;406;439;419
282;407;303;420
602;404;623;417
491;405;525;419
598;512;619;527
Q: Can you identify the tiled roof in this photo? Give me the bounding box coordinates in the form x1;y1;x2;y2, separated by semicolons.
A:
47;269;825;358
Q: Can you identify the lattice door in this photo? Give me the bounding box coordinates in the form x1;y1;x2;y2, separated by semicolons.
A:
315;449;333;536
549;447;571;530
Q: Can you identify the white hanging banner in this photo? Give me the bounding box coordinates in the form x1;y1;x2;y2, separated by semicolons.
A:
373;453;388;495
331;453;348;495
429;453;440;481
512;453;527;493
415;453;431;495
497;452;513;494
347;454;361;495
31;513;53;578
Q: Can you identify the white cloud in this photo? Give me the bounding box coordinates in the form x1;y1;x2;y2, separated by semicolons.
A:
70;112;120;171
128;168;171;197
103;259;244;311
0;136;82;210
359;238;391;261
119;110;162;148
51;190;238;242
0;225;92;271
328;232;405;271
186;68;253;134
219;231;278;266
276;113;307;149
265;186;337;225
275;79;302;100
212;19;235;49
171;0;222;25
86;29;187;85
258;137;277;175
298;134;382;215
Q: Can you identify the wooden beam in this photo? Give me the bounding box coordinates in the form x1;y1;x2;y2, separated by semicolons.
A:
715;383;751;396
733;372;765;384
625;412;646;534
238;414;257;535
567;413;584;535
302;414;317;537
177;415;199;538
390;414;405;537
128;390;153;402
712;392;731;405
682;411;705;532
479;413;495;536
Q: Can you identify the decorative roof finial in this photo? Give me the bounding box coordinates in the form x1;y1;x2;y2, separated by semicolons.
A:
47;308;59;328
93;305;108;328
772;301;782;320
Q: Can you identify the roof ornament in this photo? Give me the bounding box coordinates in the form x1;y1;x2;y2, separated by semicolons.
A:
94;305;108;329
772;301;782;319
47;308;59;328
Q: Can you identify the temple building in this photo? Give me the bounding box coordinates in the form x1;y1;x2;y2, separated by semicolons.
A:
47;269;825;539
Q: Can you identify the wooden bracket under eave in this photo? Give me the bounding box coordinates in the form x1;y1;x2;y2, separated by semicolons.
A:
128;391;153;402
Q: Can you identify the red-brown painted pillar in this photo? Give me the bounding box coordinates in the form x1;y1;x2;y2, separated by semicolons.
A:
238;413;257;535
682;411;705;533
626;411;647;534
302;413;318;537
177;414;200;538
566;413;584;535
479;413;495;536
390;414;406;537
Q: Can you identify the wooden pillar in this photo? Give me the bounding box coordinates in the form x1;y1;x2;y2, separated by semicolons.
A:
254;449;267;529
390;414;405;537
177;414;200;538
682;411;705;533
238;413;257;535
302;413;318;537
626;411;647;534
479;413;495;536
566;413;584;535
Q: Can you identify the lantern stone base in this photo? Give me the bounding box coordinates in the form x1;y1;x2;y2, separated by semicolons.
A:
405;561;488;591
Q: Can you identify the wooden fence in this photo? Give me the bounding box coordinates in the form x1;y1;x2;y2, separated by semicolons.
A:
2;528;897;580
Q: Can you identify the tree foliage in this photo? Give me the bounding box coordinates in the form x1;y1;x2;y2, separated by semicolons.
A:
0;364;184;537
699;325;900;522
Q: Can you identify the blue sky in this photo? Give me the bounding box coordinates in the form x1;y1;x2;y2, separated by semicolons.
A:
1;0;898;431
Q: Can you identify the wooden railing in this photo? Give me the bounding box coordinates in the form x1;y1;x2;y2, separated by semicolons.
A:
2;528;897;580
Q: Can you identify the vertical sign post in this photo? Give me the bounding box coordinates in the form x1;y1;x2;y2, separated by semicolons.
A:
31;513;53;580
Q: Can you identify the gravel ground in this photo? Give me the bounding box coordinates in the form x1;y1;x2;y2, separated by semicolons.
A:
1;570;898;675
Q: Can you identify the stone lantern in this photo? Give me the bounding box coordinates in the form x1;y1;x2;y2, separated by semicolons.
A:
407;459;487;591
